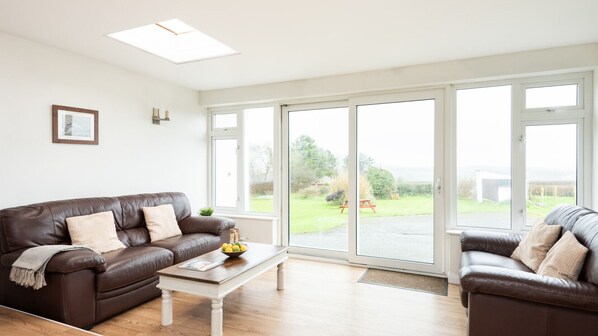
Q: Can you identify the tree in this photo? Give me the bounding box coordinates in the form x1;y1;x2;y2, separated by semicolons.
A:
290;135;337;191
248;144;273;183
248;144;274;195
292;135;337;177
290;149;317;191
342;153;375;172
366;166;396;199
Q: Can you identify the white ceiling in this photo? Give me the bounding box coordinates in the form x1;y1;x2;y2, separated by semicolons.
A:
1;0;597;91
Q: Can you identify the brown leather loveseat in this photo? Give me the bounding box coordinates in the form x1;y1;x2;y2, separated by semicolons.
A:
0;192;234;329
459;205;598;336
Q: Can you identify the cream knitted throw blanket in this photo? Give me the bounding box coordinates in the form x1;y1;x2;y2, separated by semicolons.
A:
10;245;97;290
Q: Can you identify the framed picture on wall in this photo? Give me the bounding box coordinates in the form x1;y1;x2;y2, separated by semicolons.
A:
52;105;99;145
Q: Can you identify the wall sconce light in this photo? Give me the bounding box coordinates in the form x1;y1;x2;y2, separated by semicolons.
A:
152;108;170;125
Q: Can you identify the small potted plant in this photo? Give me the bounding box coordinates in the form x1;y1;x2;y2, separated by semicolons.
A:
199;207;214;216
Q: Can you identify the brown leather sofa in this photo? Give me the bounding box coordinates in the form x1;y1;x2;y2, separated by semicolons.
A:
459;205;598;336
0;192;234;329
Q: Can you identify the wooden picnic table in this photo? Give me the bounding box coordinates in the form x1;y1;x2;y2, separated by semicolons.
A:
339;199;376;213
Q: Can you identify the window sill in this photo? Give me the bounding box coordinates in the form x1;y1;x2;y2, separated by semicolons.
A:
213;212;278;221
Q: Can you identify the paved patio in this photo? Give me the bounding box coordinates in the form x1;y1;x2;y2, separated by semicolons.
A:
290;212;512;262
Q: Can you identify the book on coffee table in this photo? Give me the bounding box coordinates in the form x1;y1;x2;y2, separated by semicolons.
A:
178;259;224;272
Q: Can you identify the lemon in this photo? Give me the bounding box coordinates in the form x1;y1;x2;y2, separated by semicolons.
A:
240;245;247;252
232;245;240;252
221;243;228;249
224;247;233;253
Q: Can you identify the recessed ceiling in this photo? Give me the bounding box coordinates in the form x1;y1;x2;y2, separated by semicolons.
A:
0;0;597;91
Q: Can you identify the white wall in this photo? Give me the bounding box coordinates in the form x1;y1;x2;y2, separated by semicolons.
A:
0;32;207;210
199;43;598;106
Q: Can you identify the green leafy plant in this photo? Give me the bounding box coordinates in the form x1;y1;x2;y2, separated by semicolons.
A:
199;207;214;216
367;167;396;199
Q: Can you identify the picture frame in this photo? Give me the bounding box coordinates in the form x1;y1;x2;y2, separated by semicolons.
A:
52;105;99;145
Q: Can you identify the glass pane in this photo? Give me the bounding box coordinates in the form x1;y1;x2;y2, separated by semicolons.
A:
526;124;577;226
213;113;237;129
526;84;578;109
456;86;511;229
244;107;274;213
357;99;435;264
288;107;348;252
214;139;237;207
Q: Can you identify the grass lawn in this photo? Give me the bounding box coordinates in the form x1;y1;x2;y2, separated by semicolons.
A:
526;196;576;220
250;195;575;234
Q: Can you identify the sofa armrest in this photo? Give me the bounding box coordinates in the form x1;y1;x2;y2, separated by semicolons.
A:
179;216;235;236
460;230;523;256
460;265;598;313
1;249;106;273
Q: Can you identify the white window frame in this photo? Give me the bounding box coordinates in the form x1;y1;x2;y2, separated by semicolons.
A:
210;107;242;211
281;100;350;261
521;76;585;113
451;72;592;233
520;118;585;227
348;89;445;274
211;135;241;210
211;111;239;131
209;105;279;215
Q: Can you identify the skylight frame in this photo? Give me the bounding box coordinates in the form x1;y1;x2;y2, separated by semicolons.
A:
107;19;238;65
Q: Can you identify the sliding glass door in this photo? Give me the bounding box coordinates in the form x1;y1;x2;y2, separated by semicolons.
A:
283;90;444;273
349;91;444;272
283;103;349;254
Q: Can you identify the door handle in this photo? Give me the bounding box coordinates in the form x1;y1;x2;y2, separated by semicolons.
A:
436;177;442;194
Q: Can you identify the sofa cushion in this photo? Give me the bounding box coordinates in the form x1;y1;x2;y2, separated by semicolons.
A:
118;193;191;231
96;246;173;292
147;233;221;264
460;251;533;309
143;204;182;242
538;231;588;280
66;211;125;253
511;222;561;272
462;250;533;273
121;227;150;247
0;197;121;253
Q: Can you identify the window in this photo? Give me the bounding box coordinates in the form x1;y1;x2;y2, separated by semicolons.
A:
525;123;578;226
456;85;512;229
210;106;275;214
244;107;275;213
454;73;590;231
213;138;238;208
212;113;237;129
525;84;578;110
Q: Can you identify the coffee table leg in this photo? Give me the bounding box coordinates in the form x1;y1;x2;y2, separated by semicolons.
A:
277;262;285;290
161;289;173;326
211;298;223;336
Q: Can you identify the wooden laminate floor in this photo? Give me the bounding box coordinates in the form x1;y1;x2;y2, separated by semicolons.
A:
92;259;467;336
0;305;99;336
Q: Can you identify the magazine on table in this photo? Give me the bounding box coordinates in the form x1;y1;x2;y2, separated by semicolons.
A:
178;259;223;272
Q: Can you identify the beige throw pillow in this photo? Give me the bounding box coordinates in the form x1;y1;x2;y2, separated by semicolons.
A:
537;231;588;280
66;211;126;253
143;204;182;242
511;222;561;272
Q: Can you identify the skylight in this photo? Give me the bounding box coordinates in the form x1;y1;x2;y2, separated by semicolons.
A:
108;19;237;64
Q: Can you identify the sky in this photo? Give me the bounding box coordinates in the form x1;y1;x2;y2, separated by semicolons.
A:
287;101;435;168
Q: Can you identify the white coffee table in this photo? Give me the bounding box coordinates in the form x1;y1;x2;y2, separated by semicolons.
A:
157;243;288;336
